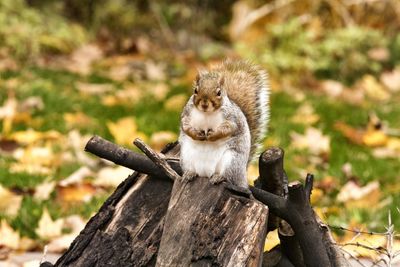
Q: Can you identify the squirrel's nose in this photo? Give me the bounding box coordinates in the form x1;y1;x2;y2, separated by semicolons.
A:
201;101;209;109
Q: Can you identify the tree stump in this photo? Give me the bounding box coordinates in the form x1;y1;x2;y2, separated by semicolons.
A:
157;176;268;267
46;138;269;267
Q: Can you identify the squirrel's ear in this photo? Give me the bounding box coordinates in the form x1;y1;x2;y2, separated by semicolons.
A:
218;75;225;86
196;69;207;83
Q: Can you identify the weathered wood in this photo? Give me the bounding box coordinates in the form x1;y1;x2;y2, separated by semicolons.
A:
48;142;179;267
157;176;269;267
256;147;287;232
133;138;180;181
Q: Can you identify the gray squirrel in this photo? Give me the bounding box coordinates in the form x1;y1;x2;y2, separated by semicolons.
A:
178;59;269;188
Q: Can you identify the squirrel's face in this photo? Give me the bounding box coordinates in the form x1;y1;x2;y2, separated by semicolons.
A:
192;72;225;112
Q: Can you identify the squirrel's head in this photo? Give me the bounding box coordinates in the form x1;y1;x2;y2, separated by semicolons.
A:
192;71;225;112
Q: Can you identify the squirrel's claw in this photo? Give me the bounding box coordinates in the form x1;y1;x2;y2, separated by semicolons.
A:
180;170;197;183
210;174;226;185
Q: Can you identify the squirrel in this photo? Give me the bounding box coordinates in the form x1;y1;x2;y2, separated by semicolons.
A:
178;59;269;188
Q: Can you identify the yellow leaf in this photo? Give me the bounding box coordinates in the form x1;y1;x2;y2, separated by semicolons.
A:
291;103;320;125
164;94;187;112
64;112;94;129
0;185;22;217
0;220;20;250
149;131;177;151
337;181;381;209
107;117;147;146
35;208;64;240
310;188;323;205
95;166;132;188
359;75;390;101
362;130;388;147
264;229;280;251
247;164;259;186
10;129;62;145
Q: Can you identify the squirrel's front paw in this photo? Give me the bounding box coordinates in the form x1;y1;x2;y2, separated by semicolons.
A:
195;130;207;141
210;173;226;185
180;170;197;183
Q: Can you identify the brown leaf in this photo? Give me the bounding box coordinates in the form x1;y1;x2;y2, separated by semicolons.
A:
57;183;97;203
64;112;95;129
334;122;364;145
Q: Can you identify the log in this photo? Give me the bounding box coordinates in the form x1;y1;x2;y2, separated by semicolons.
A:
157;176;268;266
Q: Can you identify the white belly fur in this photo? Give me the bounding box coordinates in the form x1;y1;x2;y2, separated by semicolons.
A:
180;135;232;177
180;108;232;177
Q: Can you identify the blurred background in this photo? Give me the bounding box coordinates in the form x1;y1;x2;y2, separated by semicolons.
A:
0;0;400;265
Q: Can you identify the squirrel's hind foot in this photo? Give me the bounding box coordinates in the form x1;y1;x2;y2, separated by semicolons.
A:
210;173;226;185
180;170;197;183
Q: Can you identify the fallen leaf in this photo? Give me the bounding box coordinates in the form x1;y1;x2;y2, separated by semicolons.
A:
340;234;386;260
35;208;64;240
66;44;103;75
264;229;279;251
76;82;113;96
151;83;170;101
57;183;97;203
46;233;76;253
367;47;389;61
149;131;177;151
145;61;166;81
291;103;320;125
0;220;20;250
334;122;364;145
47;215;86;253
59;166;93;187
337;181;380;209
95;166;132;187
321;80;344;98
290;127;330;155
67;130;98;167
10;129;62;146
34;181;56;201
358;75;390;101
164;94;187;112
247;164;259;185
362;129;388;147
380;68;400;93
0;185;23;217
107;117;147;146
372;137;400;158
64;112;95;129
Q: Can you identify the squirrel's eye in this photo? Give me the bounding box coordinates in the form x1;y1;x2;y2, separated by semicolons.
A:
216;89;221;96
194;88;198;94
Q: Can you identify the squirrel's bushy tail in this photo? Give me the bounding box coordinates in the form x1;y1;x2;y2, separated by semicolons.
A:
215;60;270;161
